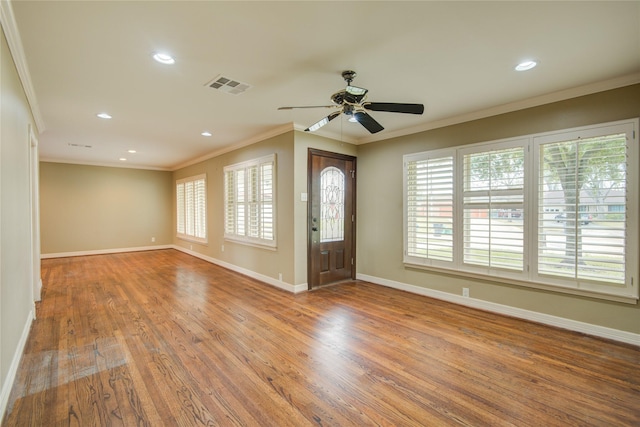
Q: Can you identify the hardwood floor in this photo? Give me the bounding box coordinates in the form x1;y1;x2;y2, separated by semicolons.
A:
3;249;639;426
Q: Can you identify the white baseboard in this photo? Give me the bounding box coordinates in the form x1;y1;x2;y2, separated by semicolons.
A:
41;245;173;259
357;273;640;347
0;308;34;420
172;246;308;294
34;278;43;302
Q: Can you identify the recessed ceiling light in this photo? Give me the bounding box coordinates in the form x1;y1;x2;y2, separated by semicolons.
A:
201;131;212;137
119;157;127;161
153;52;175;65
128;149;137;154
96;112;112;119
515;60;537;71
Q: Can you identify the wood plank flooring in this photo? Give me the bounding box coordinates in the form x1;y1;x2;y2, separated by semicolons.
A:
3;249;639;426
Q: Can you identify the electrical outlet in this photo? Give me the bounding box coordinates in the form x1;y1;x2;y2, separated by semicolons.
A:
278;273;283;281
151;237;155;243
221;244;225;252
462;287;469;298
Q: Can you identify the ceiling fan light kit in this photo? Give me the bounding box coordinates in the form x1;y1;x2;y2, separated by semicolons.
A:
279;70;424;134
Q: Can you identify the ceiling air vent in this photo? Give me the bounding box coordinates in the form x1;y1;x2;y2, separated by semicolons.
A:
205;75;252;95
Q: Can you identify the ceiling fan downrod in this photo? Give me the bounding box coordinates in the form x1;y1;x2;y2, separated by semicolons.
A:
342;70;357;85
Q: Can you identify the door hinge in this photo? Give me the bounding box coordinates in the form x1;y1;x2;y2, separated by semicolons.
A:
350;170;355;178
352;214;355;222
351;258;354;265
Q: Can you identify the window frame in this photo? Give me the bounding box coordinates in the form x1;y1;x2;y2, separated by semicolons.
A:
223;154;277;249
176;173;207;244
403;119;639;303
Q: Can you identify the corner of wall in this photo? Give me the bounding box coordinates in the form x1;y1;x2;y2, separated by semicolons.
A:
0;308;34;421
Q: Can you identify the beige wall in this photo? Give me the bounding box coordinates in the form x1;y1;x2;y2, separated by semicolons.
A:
1;26;37;407
172;130;358;288
173;131;297;285
356;84;640;334
39;162;173;254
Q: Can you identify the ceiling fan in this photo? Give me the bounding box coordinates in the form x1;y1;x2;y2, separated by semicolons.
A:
278;70;424;134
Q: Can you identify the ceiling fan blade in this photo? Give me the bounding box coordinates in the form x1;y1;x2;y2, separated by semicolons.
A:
278;105;335;110
363;102;424;115
305;111;341;132
353;111;384;134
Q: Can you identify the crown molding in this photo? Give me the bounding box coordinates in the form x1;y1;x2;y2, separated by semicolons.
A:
357;72;640;145
171;122;295;171
39;157;172;172
0;0;46;133
292;122;359;145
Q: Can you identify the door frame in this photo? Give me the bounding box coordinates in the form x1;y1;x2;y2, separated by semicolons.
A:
307;148;357;289
29;124;42;304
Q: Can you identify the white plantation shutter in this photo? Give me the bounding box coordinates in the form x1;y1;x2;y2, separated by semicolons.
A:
224;170;235;235
236;169;246;236
537;131;628;286
403;119;638;301
405;150;454;266
461;144;525;272
248;165;259;238
185;181;194;236
223;154;276;248
194;178;206;239
176;174;207;242
260;162;274;240
176;182;185;235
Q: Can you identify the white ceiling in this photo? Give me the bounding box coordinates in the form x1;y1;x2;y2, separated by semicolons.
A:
7;1;640;171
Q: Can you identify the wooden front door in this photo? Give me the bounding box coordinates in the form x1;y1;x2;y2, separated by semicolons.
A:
308;149;356;289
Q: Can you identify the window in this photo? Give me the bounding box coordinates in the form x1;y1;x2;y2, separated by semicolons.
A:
405;150;454;266
403;119;638;301
461;143;526;272
176;174;207;243
224;154;276;248
533;124;634;294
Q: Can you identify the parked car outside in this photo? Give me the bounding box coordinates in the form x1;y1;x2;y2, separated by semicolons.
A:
555;213;592;225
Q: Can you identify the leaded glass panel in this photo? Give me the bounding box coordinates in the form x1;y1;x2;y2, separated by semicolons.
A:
320;166;345;242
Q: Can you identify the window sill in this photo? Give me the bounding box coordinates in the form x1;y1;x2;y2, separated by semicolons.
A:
403;262;638;304
177;235;208;245
224;236;277;251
